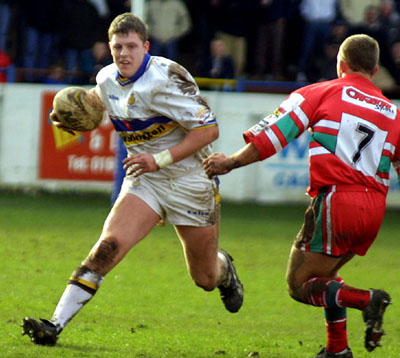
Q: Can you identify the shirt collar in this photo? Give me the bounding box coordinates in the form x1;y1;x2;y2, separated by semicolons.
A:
116;53;151;86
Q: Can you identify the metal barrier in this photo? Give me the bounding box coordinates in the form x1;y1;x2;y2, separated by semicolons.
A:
193;76;308;94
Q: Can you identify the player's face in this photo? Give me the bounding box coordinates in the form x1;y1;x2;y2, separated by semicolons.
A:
109;31;150;78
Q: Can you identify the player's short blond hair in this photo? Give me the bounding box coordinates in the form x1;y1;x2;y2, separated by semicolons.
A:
108;12;148;43
338;34;379;75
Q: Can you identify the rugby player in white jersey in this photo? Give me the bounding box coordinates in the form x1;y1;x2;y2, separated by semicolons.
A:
21;12;243;346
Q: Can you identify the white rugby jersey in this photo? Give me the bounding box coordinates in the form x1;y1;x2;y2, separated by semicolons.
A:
95;54;217;179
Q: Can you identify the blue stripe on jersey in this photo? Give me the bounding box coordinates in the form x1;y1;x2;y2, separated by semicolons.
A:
110;116;172;132
116;53;151;86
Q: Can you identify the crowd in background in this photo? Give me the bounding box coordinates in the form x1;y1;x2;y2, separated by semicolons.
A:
1;0;400;91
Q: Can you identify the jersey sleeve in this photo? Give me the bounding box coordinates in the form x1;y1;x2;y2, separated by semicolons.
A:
95;64;117;110
243;91;311;160
150;62;217;131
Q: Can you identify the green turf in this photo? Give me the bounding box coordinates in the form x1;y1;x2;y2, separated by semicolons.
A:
0;189;399;357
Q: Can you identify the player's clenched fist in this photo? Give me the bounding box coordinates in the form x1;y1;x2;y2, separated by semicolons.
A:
203;153;234;178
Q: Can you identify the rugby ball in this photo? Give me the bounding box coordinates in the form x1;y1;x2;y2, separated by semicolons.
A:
52;87;105;131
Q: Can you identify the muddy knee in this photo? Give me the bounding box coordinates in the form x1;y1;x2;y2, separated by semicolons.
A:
84;238;119;275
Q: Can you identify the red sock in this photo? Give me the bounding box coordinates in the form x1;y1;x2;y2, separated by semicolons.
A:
325;277;348;353
325;307;348;353
326;318;348;353
303;277;368;353
337;285;371;310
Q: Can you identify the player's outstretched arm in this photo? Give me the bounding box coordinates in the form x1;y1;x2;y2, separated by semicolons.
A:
203;143;261;178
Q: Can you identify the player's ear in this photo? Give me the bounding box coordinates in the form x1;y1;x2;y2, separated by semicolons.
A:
372;64;379;77
144;40;150;53
338;59;348;78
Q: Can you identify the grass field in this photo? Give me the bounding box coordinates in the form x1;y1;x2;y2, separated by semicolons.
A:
0;189;399;358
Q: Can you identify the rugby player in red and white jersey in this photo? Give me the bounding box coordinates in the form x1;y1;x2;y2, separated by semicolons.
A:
204;34;399;358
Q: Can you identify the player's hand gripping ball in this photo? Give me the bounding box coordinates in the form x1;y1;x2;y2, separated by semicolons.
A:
52;87;105;131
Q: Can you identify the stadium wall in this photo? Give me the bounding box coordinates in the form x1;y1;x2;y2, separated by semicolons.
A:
1;83;399;206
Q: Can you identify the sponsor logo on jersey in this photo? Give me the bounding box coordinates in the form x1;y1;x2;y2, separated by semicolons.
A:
248;107;287;136
342;86;396;119
274;107;286;117
111;115;172;132
117;121;179;145
108;94;119;100
249;117;270;136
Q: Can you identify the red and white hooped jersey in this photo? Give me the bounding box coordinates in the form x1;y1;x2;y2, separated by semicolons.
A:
244;74;400;197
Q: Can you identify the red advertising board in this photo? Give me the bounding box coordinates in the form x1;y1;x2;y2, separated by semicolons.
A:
39;91;117;181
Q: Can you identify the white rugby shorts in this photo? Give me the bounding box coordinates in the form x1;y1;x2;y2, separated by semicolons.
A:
120;172;221;226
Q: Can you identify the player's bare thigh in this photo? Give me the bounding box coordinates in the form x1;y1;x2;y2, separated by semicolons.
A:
175;224;224;291
286;246;355;301
83;193;161;275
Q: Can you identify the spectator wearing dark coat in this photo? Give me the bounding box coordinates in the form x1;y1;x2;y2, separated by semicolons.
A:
58;0;104;84
198;38;235;79
212;0;251;77
20;0;59;81
0;0;12;53
349;5;397;85
251;0;290;80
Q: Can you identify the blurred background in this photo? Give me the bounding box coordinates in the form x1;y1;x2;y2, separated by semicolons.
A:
3;0;400;88
1;0;400;206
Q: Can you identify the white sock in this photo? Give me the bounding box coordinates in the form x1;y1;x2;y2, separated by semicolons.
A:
218;251;228;266
51;269;104;330
217;251;229;286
